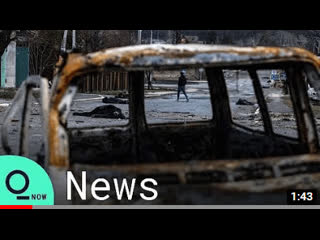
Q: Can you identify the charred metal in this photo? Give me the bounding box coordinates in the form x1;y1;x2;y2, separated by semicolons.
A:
4;44;320;193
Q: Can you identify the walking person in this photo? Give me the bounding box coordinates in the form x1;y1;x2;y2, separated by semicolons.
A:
177;70;189;102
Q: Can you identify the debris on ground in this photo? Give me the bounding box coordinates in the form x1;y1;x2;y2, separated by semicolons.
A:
0;88;17;99
102;96;128;104
269;80;286;89
73;105;126;119
223;71;235;78
269;112;296;122
308;87;320;101
0;105;8;112
116;92;129;99
236;98;254;106
311;99;320;106
254;107;260;116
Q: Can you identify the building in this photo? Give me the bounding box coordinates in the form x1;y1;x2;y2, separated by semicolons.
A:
1;39;29;88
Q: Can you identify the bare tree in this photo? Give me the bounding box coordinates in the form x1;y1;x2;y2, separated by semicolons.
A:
0;30;14;57
77;30;137;53
207;31;217;44
28;30;63;79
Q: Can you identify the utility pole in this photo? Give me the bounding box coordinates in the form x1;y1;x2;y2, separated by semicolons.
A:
137;30;142;45
61;30;68;52
61;30;76;52
72;30;76;49
146;30;153;89
4;30;16;88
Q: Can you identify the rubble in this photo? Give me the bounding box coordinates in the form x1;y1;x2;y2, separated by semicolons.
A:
0;105;8;112
116;92;129;99
102;96;128;104
236;98;254;106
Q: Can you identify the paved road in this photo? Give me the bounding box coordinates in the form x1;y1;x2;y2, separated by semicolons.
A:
0;70;318;160
2;71;320;204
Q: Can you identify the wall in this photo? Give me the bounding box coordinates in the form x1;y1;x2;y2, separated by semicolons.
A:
5;41;16;88
0;43;29;88
78;71;129;93
1;49;6;88
16;47;29;88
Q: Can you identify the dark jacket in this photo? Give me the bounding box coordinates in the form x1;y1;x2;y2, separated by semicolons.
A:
178;74;187;86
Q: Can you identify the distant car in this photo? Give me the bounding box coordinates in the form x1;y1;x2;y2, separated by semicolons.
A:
270;69;287;81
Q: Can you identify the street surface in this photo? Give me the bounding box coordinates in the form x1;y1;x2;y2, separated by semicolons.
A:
1;70;319;160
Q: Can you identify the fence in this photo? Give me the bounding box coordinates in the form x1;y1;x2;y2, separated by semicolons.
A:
78;71;129;93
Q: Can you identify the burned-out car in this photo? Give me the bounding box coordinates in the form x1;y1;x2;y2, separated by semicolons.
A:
3;44;320;204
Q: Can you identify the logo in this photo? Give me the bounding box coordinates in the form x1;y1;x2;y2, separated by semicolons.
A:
0;155;54;205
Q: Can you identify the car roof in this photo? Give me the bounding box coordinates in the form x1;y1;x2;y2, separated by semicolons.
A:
55;44;320;80
81;44;320;70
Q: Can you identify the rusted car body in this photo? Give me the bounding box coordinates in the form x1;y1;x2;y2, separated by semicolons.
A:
4;44;320;204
